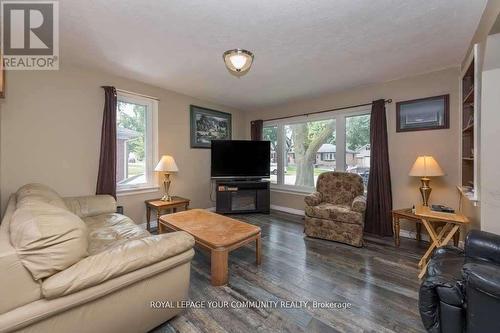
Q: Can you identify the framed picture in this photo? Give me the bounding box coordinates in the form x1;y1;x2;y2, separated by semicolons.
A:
190;105;232;148
396;94;449;132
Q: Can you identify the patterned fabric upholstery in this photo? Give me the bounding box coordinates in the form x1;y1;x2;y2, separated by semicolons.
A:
316;172;364;205
304;172;366;247
305;204;363;225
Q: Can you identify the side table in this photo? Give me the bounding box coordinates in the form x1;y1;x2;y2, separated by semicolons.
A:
145;197;190;232
414;205;469;278
392;208;460;247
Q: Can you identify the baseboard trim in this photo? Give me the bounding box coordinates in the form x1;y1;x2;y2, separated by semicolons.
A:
399;229;430;242
270;205;305;216
399;228;464;247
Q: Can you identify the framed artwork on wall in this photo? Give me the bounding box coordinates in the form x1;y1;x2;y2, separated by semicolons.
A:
190;105;232;148
396;94;449;132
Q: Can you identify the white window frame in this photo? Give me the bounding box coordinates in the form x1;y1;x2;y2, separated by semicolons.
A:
263;105;371;194
116;91;159;194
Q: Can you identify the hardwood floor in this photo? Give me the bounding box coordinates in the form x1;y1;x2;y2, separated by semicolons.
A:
151;212;427;333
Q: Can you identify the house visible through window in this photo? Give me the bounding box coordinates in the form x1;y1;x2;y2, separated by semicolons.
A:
263;106;371;192
116;92;158;192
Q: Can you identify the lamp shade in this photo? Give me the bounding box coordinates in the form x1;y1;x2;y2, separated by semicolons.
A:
154;155;179;173
409;156;444;177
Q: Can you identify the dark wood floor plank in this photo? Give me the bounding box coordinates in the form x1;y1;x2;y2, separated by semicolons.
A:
152;212;425;333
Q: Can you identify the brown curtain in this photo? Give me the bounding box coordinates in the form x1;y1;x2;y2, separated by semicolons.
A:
364;99;393;236
96;86;117;199
250;120;263;140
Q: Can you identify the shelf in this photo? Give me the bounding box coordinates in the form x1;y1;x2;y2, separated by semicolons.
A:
462;157;474;161
463;87;474;104
457;185;479;206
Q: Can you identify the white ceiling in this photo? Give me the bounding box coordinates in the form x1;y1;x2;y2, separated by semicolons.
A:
61;0;487;110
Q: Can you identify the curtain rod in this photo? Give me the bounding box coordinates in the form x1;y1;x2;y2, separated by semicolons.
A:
101;86;160;101
262;99;392;122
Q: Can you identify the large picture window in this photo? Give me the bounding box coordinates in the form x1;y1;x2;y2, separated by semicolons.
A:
263;106;370;192
116;92;158;192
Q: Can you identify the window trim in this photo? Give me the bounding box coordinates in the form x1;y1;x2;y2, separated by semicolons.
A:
264;105;371;193
116;91;159;195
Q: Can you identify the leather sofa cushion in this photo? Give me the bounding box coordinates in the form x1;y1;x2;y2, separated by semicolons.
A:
305;203;363;225
84;213;150;255
463;262;500;299
16;183;68;211
10;202;88;280
42;232;195;298
64;195;117;218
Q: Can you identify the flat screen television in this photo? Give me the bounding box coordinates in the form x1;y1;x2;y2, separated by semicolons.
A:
211;140;270;179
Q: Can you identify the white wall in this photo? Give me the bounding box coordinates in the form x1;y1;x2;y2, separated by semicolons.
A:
0;65;245;223
245;68;464;234
480;33;500;234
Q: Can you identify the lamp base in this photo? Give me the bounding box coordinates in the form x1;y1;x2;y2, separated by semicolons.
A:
161;195;173;202
161;173;173;202
419;177;432;206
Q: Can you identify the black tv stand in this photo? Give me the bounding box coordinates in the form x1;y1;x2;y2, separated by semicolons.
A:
215;179;270;214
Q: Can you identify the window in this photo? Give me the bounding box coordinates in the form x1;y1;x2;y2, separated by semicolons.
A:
284;119;336;187
263;106;370;192
116;92;158;192
345;114;371;190
263;125;278;183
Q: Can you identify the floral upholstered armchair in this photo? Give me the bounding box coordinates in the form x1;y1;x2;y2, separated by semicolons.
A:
304;172;367;247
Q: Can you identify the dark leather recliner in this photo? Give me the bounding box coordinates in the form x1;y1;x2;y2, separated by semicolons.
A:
419;230;500;333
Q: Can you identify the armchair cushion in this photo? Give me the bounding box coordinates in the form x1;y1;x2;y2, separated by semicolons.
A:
305;203;363;225
64;195;117;218
42;232;195;299
304;192;323;206
463;262;500;299
351;195;366;213
465;230;500;265
316;172;364;205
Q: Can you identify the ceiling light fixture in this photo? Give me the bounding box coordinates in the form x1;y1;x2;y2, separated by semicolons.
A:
223;49;254;75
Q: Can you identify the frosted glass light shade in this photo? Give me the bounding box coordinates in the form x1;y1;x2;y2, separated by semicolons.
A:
223;49;254;73
155;155;179;173
409;156;444;177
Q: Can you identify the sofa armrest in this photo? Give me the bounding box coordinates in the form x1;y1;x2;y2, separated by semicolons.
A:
419;271;465;332
465;230;500;265
351;195;366;213
305;192;323;206
64;195;117;218
42;232;195;299
463;262;500;299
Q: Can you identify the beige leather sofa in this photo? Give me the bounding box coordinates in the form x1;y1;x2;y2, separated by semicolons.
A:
0;184;195;333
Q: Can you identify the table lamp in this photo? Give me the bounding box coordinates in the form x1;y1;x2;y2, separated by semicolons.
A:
409;156;444;206
155;155;179;201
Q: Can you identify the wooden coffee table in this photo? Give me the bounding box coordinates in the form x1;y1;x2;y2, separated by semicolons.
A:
159;209;261;286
